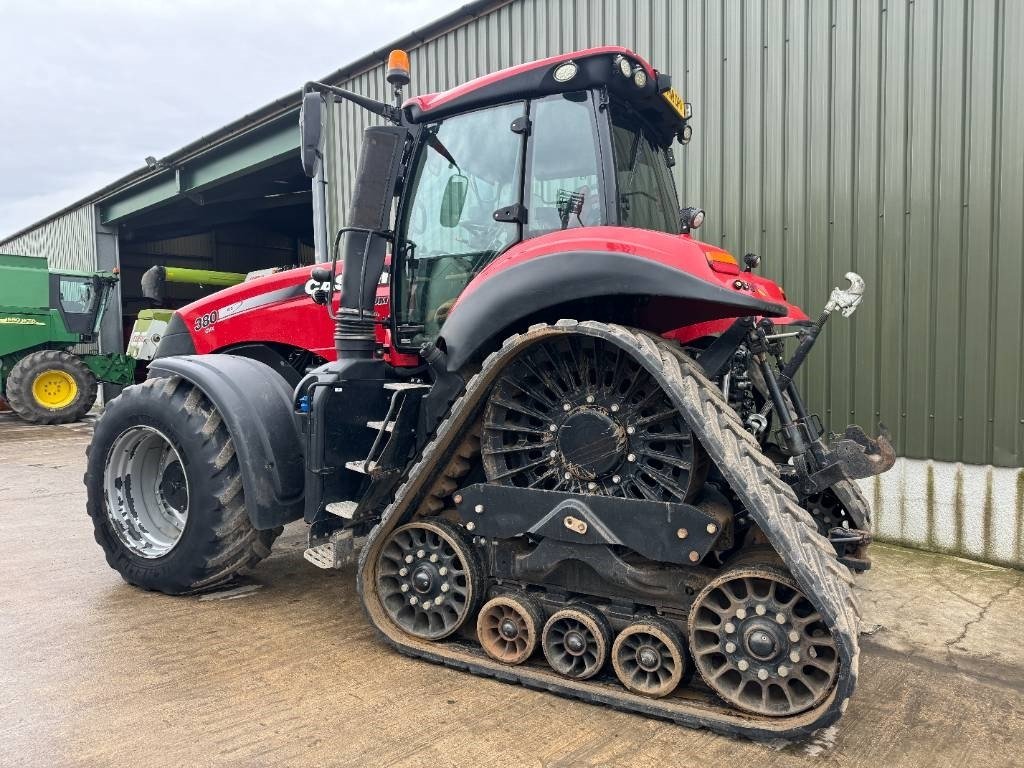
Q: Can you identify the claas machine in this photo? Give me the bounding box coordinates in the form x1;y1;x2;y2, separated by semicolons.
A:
85;47;894;739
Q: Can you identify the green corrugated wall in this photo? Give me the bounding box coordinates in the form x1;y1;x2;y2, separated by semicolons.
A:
325;0;1024;467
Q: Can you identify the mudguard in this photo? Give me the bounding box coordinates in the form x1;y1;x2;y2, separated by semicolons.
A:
439;250;787;370
147;354;304;530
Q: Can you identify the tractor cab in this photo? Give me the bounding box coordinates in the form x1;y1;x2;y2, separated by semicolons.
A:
299;47;700;358
393;75;687;346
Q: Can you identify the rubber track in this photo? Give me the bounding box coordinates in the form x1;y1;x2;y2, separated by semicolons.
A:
830;478;872;529
357;321;861;740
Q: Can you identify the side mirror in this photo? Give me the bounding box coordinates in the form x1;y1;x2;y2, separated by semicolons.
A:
440;174;468;228
299;91;325;178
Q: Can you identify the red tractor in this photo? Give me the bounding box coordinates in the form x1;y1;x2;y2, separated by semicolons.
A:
86;47;892;739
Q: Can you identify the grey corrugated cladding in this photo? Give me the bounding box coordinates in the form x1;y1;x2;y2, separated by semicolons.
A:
324;0;1024;468
0;205;97;271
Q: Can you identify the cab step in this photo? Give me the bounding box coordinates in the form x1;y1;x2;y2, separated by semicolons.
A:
366;420;395;433
325;500;358;519
303;529;365;570
345;459;377;475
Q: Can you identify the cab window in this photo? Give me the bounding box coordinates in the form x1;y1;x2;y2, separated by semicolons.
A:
525;92;604;237
610;103;680;234
58;276;97;315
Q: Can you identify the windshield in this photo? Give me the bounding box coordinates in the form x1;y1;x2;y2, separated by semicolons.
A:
610;102;680;234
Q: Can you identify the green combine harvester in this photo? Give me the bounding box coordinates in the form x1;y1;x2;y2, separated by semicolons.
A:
0;253;135;424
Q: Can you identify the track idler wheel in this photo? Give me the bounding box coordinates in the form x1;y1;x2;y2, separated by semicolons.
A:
611;618;687;698
688;566;840;717
374;519;482;640
477;592;543;665
542;605;611;680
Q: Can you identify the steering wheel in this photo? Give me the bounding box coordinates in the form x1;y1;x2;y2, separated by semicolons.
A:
433;298;457;325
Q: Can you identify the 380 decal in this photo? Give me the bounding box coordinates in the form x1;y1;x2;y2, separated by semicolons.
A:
193;310;218;331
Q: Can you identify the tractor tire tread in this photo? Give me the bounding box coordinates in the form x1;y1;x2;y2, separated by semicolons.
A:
84;376;280;594
6;349;98;424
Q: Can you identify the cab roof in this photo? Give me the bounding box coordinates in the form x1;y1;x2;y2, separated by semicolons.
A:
402;46;688;145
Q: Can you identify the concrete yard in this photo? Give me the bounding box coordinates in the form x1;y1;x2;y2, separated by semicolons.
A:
1;413;1022;768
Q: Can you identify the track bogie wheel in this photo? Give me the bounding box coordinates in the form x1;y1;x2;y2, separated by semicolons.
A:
477;592;543;665
611;617;687;698
541;604;611;680
688;566;840;717
375;519;482;641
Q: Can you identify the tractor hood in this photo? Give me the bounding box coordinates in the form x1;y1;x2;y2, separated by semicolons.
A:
154;265;337;360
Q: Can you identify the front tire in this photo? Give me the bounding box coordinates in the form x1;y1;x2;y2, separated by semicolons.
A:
85;375;280;594
6;349;97;424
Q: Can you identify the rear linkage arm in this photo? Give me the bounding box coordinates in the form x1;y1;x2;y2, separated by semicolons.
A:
700;273;894;497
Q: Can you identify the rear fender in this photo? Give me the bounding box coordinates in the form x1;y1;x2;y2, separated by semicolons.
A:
147;354;304;530
439;250;786;370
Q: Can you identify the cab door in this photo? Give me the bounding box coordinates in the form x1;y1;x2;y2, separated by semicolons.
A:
392;101;527;349
50;274;103;336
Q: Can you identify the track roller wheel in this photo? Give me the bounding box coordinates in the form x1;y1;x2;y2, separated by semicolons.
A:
541;605;610;680
688;566;840;717
375;519;482;641
477;592;543;665
611;617;687;698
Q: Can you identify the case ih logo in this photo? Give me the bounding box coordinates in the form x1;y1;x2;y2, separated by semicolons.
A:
304;275;343;296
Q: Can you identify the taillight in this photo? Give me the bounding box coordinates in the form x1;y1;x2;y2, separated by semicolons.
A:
706;250;740;275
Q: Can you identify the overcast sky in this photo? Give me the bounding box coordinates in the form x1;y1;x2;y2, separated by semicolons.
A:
0;0;467;240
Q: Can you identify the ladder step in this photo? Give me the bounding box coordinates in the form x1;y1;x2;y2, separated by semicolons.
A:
383;381;430;392
366;420;395;433
345;459;377;474
325;500;358;519
303;530;364;570
303;542;337;570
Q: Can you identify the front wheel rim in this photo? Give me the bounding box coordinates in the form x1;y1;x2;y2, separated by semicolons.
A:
104;425;190;558
32;370;78;409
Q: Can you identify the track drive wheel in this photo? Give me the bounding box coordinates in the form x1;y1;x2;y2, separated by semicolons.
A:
612;617;687;698
688;566;840;717
542;605;611;680
375;519;482;641
6;349;97;424
477;592;543;665
482;334;706;501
